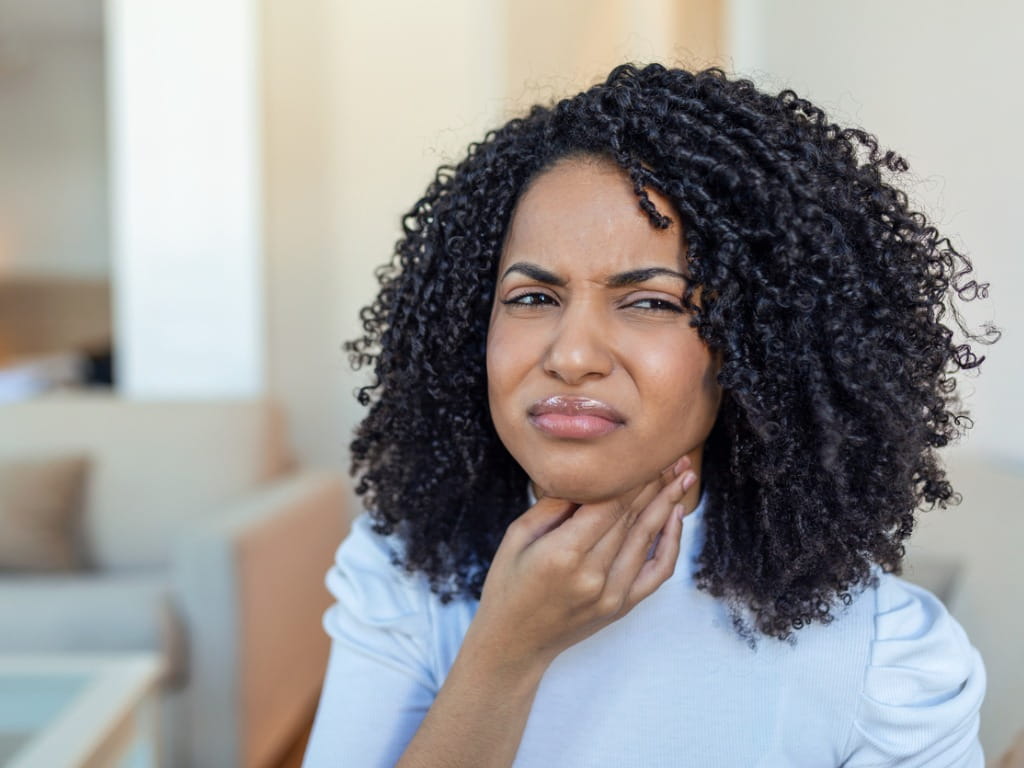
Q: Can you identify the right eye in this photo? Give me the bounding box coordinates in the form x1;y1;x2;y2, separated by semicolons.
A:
501;292;558;307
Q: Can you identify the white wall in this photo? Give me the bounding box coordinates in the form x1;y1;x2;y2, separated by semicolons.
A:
0;17;108;278
106;0;264;398
726;0;1022;467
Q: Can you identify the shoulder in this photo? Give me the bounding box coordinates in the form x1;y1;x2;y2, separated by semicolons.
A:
333;512;410;579
321;513;476;688
840;570;986;766
325;513;432;638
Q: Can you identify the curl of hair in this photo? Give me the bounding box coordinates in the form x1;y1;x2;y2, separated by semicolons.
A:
344;63;1000;643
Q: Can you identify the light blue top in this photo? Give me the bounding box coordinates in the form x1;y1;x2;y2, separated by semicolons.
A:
302;491;985;767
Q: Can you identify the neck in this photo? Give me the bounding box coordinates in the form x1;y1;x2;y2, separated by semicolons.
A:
527;451;706;512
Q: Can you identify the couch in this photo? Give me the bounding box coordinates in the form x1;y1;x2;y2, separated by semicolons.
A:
0;392;349;767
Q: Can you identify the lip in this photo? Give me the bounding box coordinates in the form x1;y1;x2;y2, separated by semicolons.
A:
528;396;626;439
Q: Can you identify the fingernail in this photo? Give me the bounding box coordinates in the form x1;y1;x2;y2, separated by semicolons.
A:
681;471;697;491
673;457;685;476
674;503;686;523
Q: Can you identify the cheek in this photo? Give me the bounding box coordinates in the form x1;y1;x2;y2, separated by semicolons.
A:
485;322;506;388
485;318;525;408
641;343;721;424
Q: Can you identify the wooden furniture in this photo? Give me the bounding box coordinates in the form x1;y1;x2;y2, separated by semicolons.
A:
0;653;163;768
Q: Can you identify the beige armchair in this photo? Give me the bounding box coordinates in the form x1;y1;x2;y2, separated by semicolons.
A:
0;393;349;767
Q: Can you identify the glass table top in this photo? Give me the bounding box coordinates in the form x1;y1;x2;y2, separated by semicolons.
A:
0;654;162;768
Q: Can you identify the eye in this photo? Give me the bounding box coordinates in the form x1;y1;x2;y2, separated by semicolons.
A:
501;292;557;307
627;297;684;313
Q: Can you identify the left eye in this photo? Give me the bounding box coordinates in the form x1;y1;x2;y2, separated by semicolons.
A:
503;293;556;306
629;298;683;313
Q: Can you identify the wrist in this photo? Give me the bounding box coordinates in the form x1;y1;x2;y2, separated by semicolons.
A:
459;623;553;690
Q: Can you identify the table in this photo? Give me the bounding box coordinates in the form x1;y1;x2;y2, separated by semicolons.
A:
0;653;163;768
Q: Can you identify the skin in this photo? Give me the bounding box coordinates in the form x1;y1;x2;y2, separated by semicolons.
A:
397;156;723;767
486;154;723;513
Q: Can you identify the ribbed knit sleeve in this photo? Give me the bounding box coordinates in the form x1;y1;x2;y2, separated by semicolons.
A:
840;575;986;767
301;513;437;768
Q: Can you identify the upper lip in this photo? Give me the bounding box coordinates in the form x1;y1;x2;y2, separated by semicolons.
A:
528;396;626;423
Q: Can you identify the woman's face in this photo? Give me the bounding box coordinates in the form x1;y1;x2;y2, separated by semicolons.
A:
486;156;723;505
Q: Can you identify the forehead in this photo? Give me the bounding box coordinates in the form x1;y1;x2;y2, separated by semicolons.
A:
499;157;685;274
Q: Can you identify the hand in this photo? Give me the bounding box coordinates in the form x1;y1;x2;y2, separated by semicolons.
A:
465;455;698;675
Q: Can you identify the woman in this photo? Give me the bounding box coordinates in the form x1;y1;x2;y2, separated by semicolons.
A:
303;64;997;766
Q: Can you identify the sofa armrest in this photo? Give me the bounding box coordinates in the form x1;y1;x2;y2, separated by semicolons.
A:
172;469;349;768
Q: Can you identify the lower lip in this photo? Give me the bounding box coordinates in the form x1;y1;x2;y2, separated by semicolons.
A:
529;413;623;439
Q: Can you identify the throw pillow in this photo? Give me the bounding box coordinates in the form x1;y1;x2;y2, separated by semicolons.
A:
0;454;90;571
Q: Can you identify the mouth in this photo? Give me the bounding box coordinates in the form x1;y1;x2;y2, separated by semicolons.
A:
528;396;626;440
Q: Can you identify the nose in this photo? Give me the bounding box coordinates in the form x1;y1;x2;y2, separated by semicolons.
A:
542;300;614;384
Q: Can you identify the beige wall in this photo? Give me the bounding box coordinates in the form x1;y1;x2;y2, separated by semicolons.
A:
261;0;341;469
262;0;506;474
261;0;725;478
504;0;724;110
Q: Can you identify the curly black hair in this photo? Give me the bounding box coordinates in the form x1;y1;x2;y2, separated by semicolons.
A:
344;63;999;643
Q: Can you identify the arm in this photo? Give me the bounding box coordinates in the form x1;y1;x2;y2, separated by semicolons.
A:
302;603;548;768
302;638;436;767
839;575;987;767
394;626;549;768
395;457;697;767
304;457;694;767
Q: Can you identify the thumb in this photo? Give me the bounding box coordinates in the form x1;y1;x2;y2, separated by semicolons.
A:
509;495;577;548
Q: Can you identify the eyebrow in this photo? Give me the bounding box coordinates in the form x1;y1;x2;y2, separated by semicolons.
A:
500;261;687;288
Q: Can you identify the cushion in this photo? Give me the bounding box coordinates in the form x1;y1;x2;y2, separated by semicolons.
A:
0;394;293;569
0;569;186;684
0;454;90;572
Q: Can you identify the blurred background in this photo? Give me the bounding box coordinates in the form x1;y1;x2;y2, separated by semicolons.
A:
0;1;1020;766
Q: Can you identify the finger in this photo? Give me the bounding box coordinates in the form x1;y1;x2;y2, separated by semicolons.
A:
626;494;687;605
548;461;673;557
542;454;691;555
656;455;691;497
504;495;578;550
592;454;690;531
602;470;695;603
658;454;691;484
582;472;668;570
